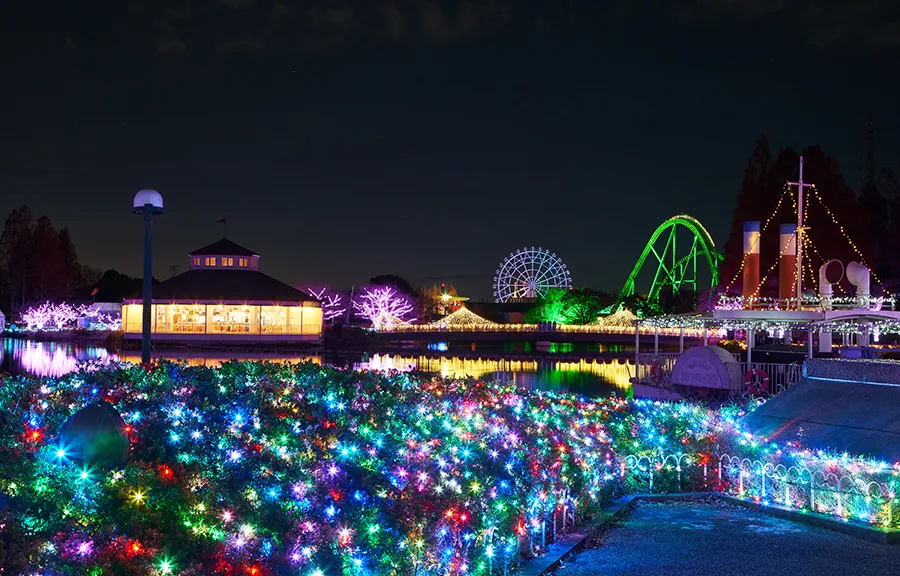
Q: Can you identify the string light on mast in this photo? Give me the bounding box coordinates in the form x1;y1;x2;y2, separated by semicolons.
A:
788;156;814;304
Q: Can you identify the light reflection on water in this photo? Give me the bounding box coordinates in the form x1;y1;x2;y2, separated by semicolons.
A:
355;354;632;396
2;339;115;379
1;340;632;397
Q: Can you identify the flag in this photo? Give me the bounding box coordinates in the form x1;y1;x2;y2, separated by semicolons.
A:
217;217;227;224
91;288;98;297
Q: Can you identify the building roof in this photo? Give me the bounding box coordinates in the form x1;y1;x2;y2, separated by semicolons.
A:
128;269;317;304
189;238;258;257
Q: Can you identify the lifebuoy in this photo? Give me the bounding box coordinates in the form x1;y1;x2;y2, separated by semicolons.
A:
650;361;662;384
745;368;770;396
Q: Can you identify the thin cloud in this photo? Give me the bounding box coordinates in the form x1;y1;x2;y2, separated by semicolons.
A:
677;0;900;52
420;0;509;42
382;2;405;40
217;35;265;53
155;21;187;55
219;0;257;9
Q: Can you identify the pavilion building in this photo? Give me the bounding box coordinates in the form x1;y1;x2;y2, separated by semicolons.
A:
123;238;322;344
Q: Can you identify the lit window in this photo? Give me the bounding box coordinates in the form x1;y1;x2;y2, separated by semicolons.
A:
222;257;233;267
239;258;248;267
205;257;216;266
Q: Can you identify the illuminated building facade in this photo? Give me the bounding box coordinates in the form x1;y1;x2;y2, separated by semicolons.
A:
123;239;322;344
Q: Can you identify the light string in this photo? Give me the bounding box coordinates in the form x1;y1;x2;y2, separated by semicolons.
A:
724;185;790;293
749;228;798;299
809;186;888;293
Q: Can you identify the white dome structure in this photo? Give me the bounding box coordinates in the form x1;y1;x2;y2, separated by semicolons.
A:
133;189;164;214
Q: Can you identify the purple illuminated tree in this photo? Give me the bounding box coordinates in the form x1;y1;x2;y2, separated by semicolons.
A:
49;302;79;330
353;286;416;330
75;304;121;330
21;302;52;331
307;287;346;323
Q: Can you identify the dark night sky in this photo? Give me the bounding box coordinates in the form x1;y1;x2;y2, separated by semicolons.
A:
2;1;899;299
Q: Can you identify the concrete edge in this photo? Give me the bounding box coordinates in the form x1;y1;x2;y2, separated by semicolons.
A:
521;491;899;576
717;494;900;545
518;495;638;576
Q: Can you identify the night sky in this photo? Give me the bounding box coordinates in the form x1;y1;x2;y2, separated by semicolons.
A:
2;1;899;300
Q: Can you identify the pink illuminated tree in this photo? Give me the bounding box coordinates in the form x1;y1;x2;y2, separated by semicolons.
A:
352;286;416;330
74;304;121;330
49;302;79;330
307;287;346;323
21;302;53;331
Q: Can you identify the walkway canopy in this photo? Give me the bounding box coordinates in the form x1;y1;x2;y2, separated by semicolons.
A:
430;307;497;329
590;309;637;328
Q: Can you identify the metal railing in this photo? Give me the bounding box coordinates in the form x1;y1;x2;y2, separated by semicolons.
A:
635;353;680;388
634;353;802;397
741;362;802;396
717;295;896;312
380;323;705;337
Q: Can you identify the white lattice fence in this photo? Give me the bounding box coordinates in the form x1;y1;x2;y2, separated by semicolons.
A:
717;454;896;526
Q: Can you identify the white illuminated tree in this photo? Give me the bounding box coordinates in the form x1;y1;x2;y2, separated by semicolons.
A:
352;286;416;330
307;287;347;323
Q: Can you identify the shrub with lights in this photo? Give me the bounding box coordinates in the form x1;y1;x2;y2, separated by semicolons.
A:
0;362;896;575
0;362;622;575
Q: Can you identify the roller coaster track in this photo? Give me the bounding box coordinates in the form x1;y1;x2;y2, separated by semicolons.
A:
612;214;723;312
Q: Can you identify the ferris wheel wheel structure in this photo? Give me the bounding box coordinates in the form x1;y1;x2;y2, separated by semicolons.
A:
493;247;573;303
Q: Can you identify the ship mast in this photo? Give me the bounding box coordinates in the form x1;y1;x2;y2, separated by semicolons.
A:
788;156;813;304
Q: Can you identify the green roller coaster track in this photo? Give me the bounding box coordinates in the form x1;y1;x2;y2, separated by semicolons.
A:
612;214;723;313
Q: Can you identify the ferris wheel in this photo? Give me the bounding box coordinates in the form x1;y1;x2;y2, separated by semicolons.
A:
493;247;573;302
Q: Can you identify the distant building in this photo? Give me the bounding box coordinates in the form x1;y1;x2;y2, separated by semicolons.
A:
123;238;321;344
422;282;469;316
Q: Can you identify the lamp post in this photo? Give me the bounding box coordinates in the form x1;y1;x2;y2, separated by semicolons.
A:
132;189;164;364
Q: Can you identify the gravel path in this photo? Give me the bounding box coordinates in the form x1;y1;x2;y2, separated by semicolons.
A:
557;500;900;576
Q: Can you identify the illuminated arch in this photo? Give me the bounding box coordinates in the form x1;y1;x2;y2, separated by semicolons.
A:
613;214;722;312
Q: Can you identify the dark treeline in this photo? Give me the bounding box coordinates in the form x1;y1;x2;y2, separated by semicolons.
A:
0;205;145;317
722;136;900;297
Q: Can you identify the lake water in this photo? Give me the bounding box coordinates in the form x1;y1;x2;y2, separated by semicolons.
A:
0;339;633;398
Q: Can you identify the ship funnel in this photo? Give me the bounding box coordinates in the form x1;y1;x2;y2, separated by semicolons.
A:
778;224;797;299
847;261;870;302
742;221;761;298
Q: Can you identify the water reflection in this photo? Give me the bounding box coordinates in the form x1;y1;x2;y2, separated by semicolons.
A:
2;339;114;378
1;340;632;397
356;354;632;397
117;351;321;368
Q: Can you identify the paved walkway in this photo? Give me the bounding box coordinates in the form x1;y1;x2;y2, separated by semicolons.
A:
558;500;900;576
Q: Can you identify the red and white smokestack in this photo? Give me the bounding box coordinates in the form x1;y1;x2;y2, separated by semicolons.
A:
742;221;760;298
779;223;797;299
